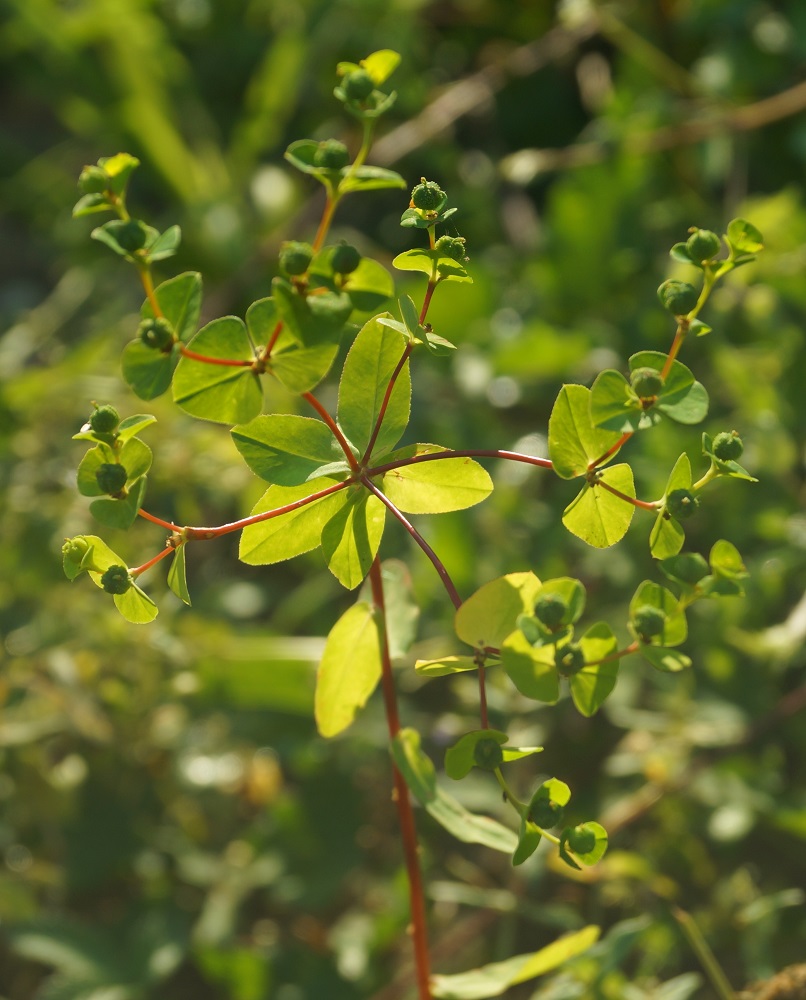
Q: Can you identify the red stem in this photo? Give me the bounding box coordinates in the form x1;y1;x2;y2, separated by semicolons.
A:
369;559;432;1000
661;322;688;380
596;478;660;512
259;320;285;363
130;544;173;578
588;432;633;471
586;641;640;667
419;280;437;324
361;477;462;610
302;391;360;473
367;448;553;477
183;479;353;540
179;344;255;368
362;343;414;464
138;509;180;531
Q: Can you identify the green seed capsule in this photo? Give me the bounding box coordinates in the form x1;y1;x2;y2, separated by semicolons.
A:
114;221;149;253
62;536;91;562
686;228;721;263
555;643;585;676
95;463;128;495
566;825;596;855
473;738;504;770
534;594;568;629
279;241;314;276
712;431;744;461
78;165;109;194
314;139;350;170
434;235;467;262
342;69;375;101
657;279;699;316
139;317;175;351
410;178;447;212
529;797;564;829
330;242;361;275
89;405;120;434
666;488;700;521
101;564;132;595
632;604;667;641
630;367;664;400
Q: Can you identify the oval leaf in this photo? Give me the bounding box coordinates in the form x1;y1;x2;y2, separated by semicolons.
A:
315;601;382;738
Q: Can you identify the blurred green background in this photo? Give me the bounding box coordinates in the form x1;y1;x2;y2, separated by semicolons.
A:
2;1;806;997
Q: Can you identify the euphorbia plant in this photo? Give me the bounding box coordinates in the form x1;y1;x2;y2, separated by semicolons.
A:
63;50;762;999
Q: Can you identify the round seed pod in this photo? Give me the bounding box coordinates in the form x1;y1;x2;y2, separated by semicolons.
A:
330;242;361;275
473;737;504;770
712;431;744;461
411;179;446;212
534;594;568;629
632;605;667;641
555;643;585;677
657;279;699;316
529;797;564;829
686;228;721;263
78;165;109;194
342;69;374;101
314;139;350;170
666;488;700;521
139;317;174;351
630;367;665;399
434;235;467;261
95;463;128;495
100;565;132;595
89;405;120;434
566;825;596;855
279;241;314;276
62;536;91;562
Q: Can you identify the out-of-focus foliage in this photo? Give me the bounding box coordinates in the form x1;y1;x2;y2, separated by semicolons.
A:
2;1;806;997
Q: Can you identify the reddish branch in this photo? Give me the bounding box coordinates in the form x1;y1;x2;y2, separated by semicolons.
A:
362;343;414;464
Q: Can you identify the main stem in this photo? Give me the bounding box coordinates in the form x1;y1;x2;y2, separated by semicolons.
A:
369;558;432;1000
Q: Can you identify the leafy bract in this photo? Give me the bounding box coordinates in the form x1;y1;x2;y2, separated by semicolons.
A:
392;248;472;284
231;414;346;486
379;445;493;513
549;384;624;479
429;926;600;999
141;271;202;342
391;729;518;854
650;453;691;559
89;475;147;530
337;314;411;458
629;352;708;425
455;572;542;651
320;490;386;589
559;822;609;870
562;463;636;548
500;633;559;703
445;730;542;780
173;317;261;425
246;297;338;394
167;545;191;605
238;477;348;566
414;655;479;677
315;601;382;738
122;341;178;400
590;369;655;433
630;580;687;647
272;276;351;346
569;622;620;716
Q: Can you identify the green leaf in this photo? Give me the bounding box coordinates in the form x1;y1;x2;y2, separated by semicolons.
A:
548;384;625;479
630;580;687;647
379;444;493;513
391;729;518;854
91;219;157;259
628;352;708;425
311;254;395;314
455;572;542;650
116;414;157;443
430;926;600;999
537;577;586;625
339;165;406;194
141;271;202;343
360;48;401;84
414;655;479;677
272;277;351;346
73;193;114;217
145;225;182;263
231;414;345;486
98;152;140;194
247;297;339;394
727;218;764;255
114;583;159;624
641;646;692;672
590;369;652;433
659;552;710;589
89;475;147;530
238;478;348;566
167;545;191;605
121;340;178;400
562;463;636;548
501;632;559;703
320;490;386;589
173;317;262;425
650;453;692;559
709;539;748;580
570;622;620;716
337;314;411;458
315;601;382;738
392;247;472;284
512;816;543;866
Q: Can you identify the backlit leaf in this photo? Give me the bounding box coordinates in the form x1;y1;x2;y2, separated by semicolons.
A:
315;601;382;738
455;572;542;650
562;463;636;548
549;384;624;479
379;445;493;513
